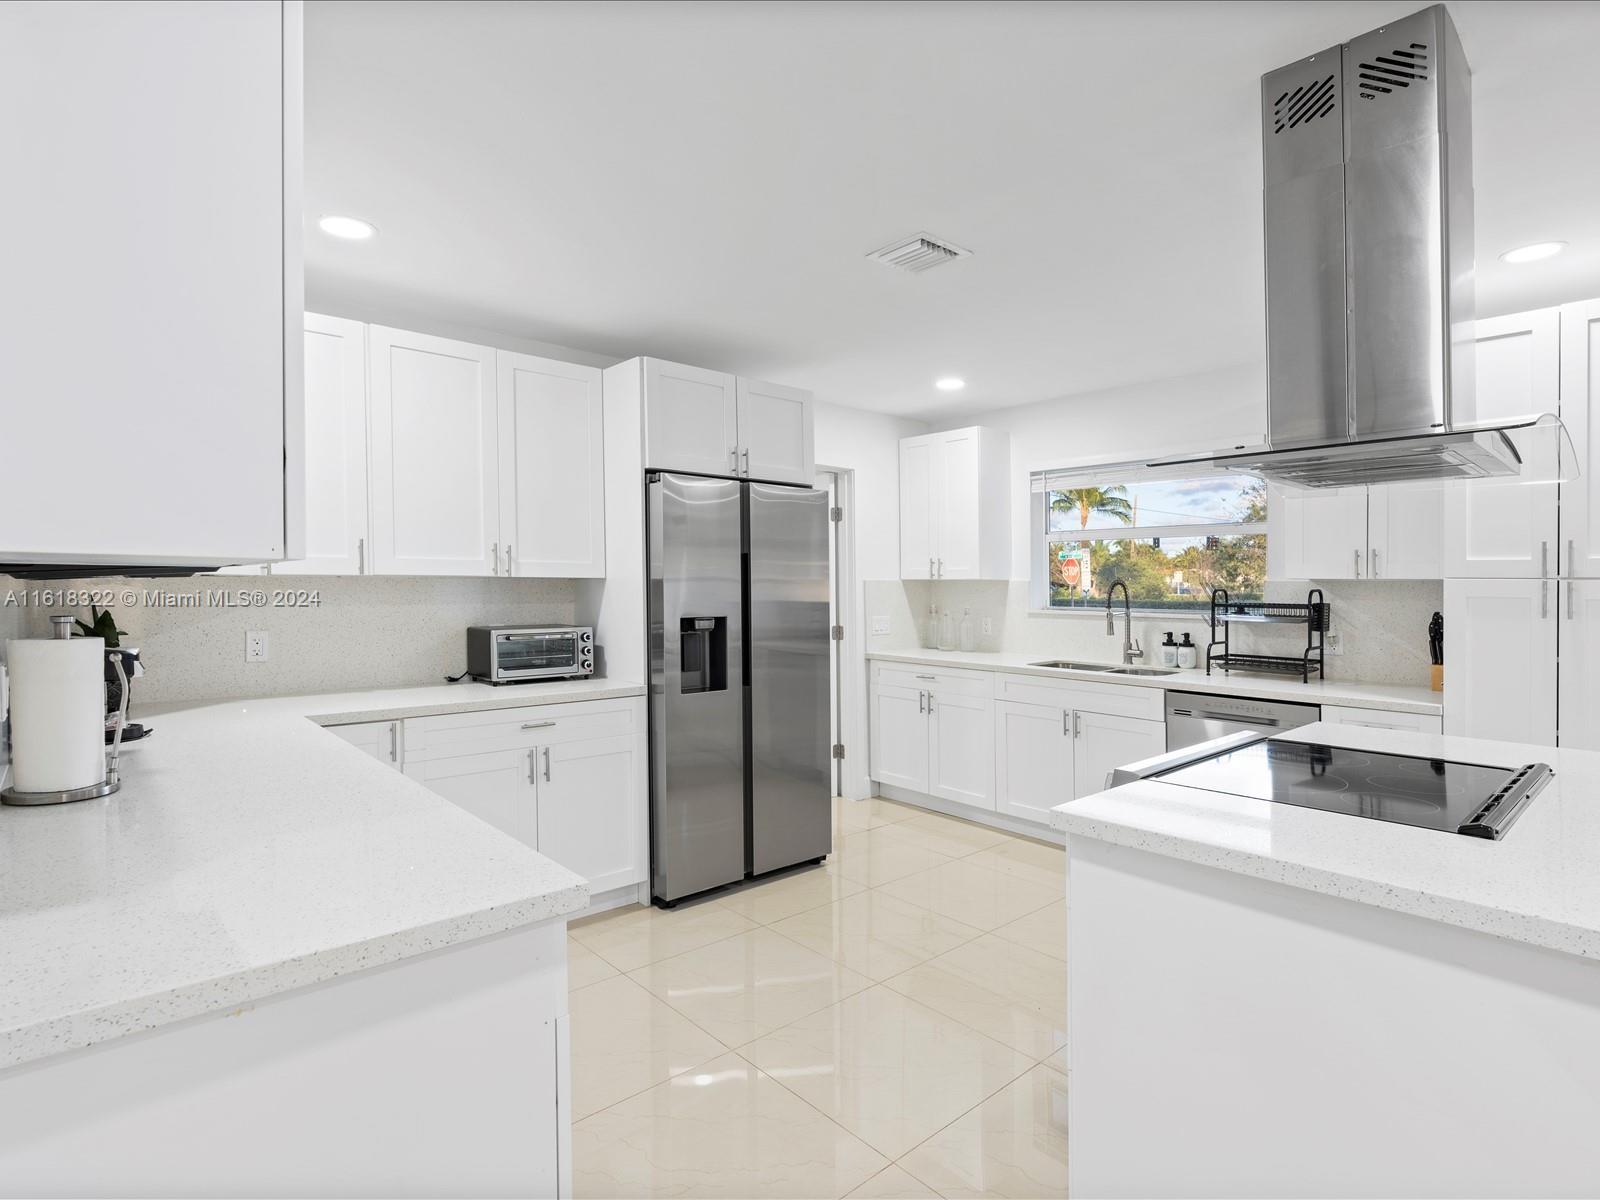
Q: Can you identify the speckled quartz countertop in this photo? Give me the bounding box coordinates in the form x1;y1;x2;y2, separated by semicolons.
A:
868;649;1442;715
1051;722;1600;960
0;679;643;1071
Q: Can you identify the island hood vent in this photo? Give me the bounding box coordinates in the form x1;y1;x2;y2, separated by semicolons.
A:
1171;5;1525;488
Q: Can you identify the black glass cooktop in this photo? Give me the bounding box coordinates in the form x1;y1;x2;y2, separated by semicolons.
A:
1155;739;1551;839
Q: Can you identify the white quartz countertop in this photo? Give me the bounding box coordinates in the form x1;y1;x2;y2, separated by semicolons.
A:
1051;722;1600;960
0;679;643;1071
868;648;1441;715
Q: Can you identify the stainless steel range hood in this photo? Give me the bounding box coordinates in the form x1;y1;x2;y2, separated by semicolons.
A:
1171;5;1528;488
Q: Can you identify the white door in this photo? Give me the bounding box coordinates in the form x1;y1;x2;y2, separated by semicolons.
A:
642;359;738;476
1072;710;1166;799
928;690;995;809
535;734;642;893
1277;487;1367;579
994;700;1073;824
935;430;983;579
869;684;930;792
326;720;401;767
1561;300;1600;577
1367;482;1443;580
1443;578;1557;746
497;351;605;578
278;314;368;575
405;749;538;846
737;378;813;484
899;437;937;579
1561;579;1600;750
368;327;499;576
1443;310;1561;579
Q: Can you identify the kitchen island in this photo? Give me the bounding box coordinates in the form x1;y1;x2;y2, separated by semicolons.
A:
0;681;639;1197
1053;722;1600;1198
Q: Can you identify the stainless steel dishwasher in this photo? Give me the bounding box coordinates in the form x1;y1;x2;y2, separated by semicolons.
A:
1164;691;1320;751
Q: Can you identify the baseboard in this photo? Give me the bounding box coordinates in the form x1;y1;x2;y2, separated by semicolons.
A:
874;783;1065;845
577;882;649;918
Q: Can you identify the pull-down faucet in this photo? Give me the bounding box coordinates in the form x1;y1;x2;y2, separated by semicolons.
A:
1105;580;1142;665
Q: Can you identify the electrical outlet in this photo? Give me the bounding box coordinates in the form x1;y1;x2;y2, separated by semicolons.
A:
245;631;269;663
871;615;891;636
1325;631;1343;656
982;616;993;635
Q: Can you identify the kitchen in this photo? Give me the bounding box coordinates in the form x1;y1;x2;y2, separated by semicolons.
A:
2;1;1599;1198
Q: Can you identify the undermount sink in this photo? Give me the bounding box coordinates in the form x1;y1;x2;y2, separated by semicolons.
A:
1029;659;1180;677
1108;665;1181;676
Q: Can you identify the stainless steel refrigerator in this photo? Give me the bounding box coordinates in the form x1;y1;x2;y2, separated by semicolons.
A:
647;472;832;905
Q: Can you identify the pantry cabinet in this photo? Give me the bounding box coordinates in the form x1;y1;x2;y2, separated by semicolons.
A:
1443;578;1557;746
898;427;1011;580
367;327;500;576
497;351;606;577
637;358;815;484
1561;300;1600;578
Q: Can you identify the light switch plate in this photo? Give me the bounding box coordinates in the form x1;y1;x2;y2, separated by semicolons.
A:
871;615;891;636
1325;631;1343;656
246;630;269;662
982;617;993;635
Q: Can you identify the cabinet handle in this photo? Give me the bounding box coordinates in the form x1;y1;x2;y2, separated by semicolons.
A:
1571;539;1577;577
1542;541;1550;579
929;557;935;579
491;542;500;576
938;558;944;578
543;746;551;782
358;536;366;575
1570;580;1576;621
918;690;925;714
914;674;936;680
1353;549;1361;578
505;544;513;576
1072;711;1081;738
1542;580;1550;619
1062;709;1069;736
1370;548;1379;578
389;723;398;763
529;748;538;784
742;448;750;476
521;720;557;730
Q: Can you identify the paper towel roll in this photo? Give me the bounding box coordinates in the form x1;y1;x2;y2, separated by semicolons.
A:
7;636;106;794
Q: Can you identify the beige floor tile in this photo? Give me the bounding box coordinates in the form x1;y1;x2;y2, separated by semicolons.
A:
890;811;1015;857
743;986;1033;1160
568;936;621;990
714;859;867;925
845;1163;943;1198
876;858;1060;931
834;796;922;834
771;889;984;981
831;826;954;888
964;837;1066;888
571;902;759;973
573;1052;888;1199
900;1058;1069;1199
991;900;1067;962
629;927;873;1047
884;935;1067;1060
568;975;726;1120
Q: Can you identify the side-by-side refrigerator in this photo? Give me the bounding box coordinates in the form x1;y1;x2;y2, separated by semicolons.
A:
647;472;831;905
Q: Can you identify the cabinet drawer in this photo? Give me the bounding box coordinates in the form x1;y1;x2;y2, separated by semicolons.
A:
995;673;1164;721
1319;704;1443;735
404;698;640;762
872;661;993;697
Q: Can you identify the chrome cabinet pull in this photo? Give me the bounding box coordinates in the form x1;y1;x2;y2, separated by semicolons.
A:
543;747;551;782
357;536;366;575
929;557;935;579
1371;548;1379;577
1542;580;1550;619
1353;548;1361;578
1571;539;1577;577
1062;709;1069;736
529;748;538;784
937;558;944;578
491;542;499;575
521;720;557;730
505;544;513;575
1542;541;1550;578
389;723;399;763
1072;711;1082;738
1569;580;1576;621
914;674;936;680
729;447;738;472
742;448;750;476
918;690;925;714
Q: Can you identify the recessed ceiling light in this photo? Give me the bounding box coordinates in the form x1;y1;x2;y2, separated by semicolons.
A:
318;214;377;241
1500;241;1566;264
935;377;966;392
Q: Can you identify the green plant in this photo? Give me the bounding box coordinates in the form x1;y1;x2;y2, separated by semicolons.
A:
1050;486;1135;530
74;606;126;648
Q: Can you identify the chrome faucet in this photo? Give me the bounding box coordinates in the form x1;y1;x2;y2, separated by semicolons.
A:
1105;580;1142;665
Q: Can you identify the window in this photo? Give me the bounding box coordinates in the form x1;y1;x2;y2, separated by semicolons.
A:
1030;466;1267;613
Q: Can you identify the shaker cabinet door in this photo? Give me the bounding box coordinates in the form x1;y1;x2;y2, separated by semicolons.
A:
995;701;1072;824
404;749;538;846
870;684;930;793
535;734;643;894
1443;578;1557;746
642;359;738;476
737;378;814;484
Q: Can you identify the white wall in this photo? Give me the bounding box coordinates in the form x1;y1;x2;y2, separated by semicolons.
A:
813;400;929;581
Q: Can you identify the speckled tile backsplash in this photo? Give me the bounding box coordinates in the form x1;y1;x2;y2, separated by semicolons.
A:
1;574;579;704
865;577;1442;687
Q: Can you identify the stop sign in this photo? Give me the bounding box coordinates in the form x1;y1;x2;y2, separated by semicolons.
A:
1062;558;1082;588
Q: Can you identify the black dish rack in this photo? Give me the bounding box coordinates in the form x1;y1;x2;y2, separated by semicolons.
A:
1206;588;1329;682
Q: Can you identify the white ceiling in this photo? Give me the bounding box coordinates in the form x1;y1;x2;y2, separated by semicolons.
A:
305;0;1600;420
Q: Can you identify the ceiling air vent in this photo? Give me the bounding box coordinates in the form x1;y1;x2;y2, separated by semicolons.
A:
866;232;972;274
1272;73;1337;133
1357;42;1428;99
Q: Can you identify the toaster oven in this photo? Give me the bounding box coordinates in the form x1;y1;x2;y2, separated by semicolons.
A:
467;625;594;683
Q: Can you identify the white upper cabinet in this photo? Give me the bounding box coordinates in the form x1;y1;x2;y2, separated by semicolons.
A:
898;427;1011;580
736;378;815;484
278;315;369;575
0;1;300;569
1444;578;1557;746
642;359;739;476
497;352;606;578
1443;309;1561;578
1367;482;1444;580
1272;483;1441;581
1561;300;1600;577
368;327;500;576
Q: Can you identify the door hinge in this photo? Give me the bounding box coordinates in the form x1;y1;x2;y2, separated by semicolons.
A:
830;506;843;523
831;625;844;640
832;743;846;760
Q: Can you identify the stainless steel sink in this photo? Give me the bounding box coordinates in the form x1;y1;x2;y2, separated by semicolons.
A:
1108;666;1181;676
1029;659;1122;672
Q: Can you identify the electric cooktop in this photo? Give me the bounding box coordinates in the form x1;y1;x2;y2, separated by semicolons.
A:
1154;739;1552;840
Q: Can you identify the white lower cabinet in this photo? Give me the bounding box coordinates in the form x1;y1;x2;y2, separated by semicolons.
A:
1318;704;1444;735
535;734;642;894
1444;578;1558;746
405;749;539;846
1560;580;1600;751
994;701;1072;824
870;683;932;793
325;719;402;767
1071;710;1165;797
928;690;995;808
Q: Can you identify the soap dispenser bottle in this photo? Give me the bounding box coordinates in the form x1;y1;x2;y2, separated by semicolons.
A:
1177;631;1198;669
1160;632;1179;668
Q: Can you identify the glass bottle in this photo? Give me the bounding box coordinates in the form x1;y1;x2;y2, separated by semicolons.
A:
938;608;956;652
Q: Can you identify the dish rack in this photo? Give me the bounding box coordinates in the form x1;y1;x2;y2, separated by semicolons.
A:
1206;588;1329;682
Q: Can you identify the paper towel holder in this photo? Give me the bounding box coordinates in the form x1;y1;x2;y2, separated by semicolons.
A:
1;616;130;807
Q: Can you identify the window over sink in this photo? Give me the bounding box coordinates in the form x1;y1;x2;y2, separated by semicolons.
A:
1028;465;1267;615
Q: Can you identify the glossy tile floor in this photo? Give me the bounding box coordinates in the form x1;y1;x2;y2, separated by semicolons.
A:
568;797;1068;1199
